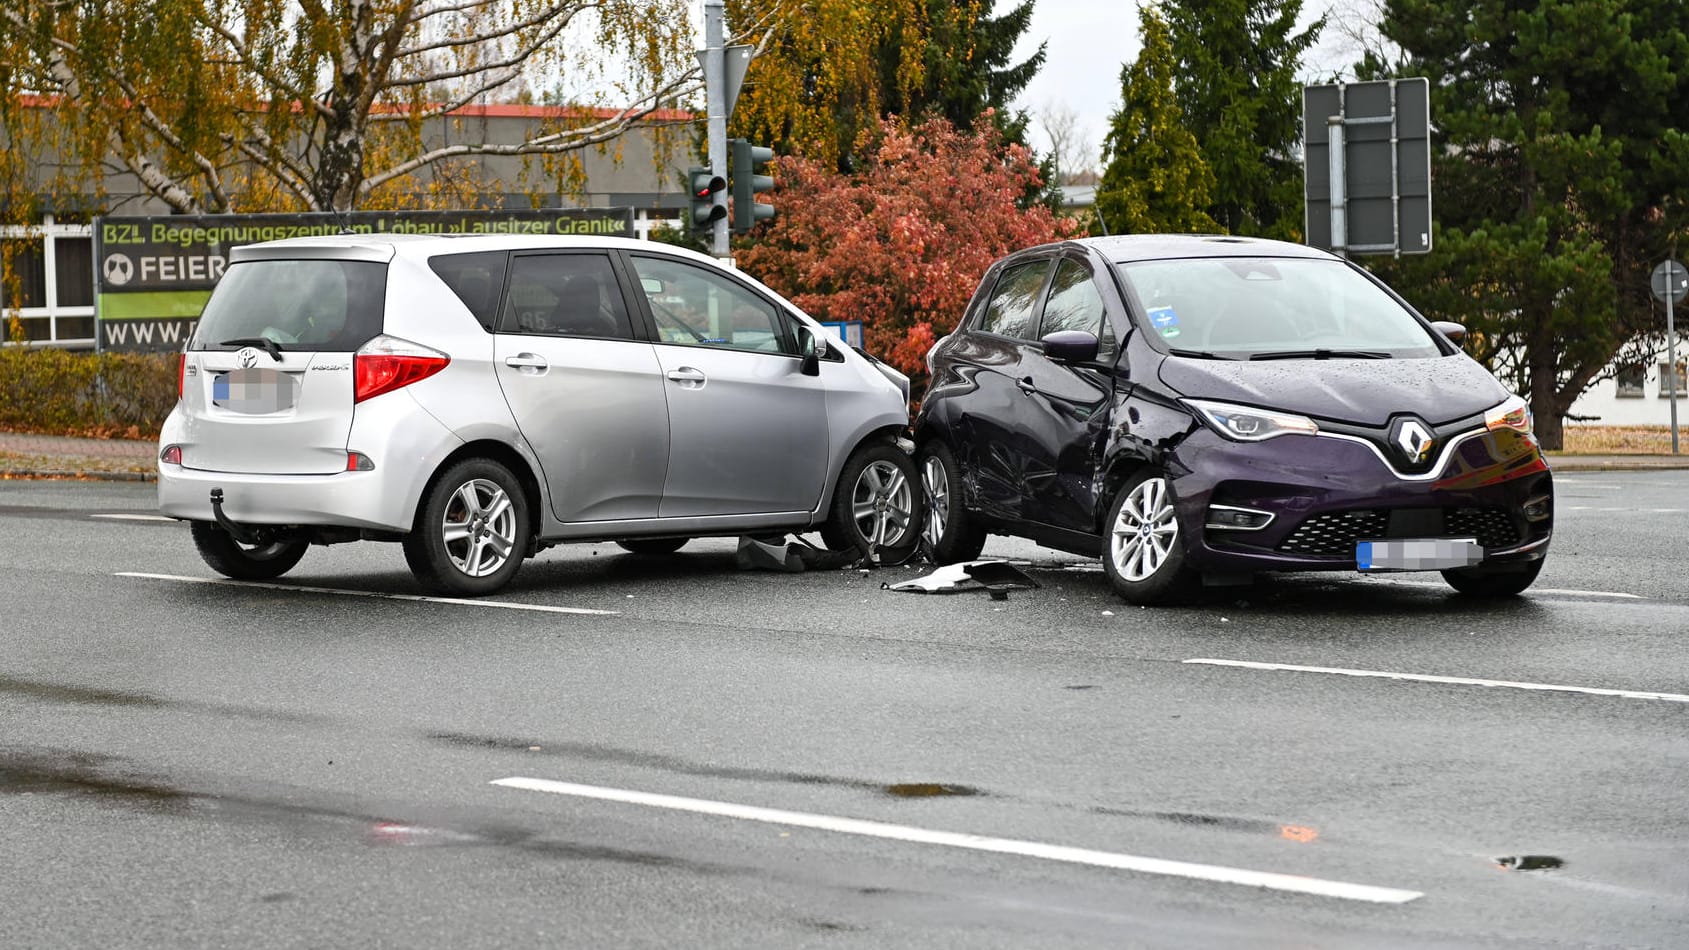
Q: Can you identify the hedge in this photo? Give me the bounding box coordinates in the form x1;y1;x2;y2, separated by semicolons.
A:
0;348;179;439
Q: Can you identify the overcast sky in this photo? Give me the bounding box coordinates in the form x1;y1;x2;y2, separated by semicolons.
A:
1011;0;1367;173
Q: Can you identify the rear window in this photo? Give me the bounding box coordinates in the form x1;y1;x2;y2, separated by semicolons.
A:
191;259;386;352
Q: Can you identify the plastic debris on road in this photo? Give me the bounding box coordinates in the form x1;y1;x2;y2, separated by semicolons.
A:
882;560;1042;600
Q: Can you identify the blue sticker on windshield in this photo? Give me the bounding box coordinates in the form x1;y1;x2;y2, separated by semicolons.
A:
1148;306;1181;338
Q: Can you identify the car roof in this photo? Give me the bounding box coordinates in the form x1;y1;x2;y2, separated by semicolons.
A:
230;233;719;266
1068;234;1339;264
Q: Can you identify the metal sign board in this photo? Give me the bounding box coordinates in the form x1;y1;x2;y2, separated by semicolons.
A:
92;208;634;352
1304;78;1432;256
1651;259;1687;304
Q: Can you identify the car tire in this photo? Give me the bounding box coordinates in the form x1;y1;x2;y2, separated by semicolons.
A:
190;521;308;580
403;458;531;596
1101;468;1198;605
616;538;689;556
823;441;922;563
1440;558;1544;597
917;441;986;564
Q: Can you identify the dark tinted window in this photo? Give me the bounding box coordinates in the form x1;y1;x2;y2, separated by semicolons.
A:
55;238;94;307
429;251;507;331
629;255;791;355
191;259;386;352
501;254;633;340
979;260;1049;339
1039;259;1113;357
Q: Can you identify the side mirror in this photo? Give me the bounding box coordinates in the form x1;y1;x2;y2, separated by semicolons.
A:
800;325;828;376
1432;321;1467;345
1040;329;1100;364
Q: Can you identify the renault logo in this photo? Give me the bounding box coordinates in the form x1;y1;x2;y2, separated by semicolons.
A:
1390;417;1435;465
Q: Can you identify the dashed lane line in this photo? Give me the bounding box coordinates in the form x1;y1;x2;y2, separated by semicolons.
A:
490;776;1423;904
1184;658;1689;703
115;572;619;616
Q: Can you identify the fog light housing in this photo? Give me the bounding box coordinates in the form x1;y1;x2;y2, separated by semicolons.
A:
1206;504;1275;531
160;445;182;465
1522;494;1551;522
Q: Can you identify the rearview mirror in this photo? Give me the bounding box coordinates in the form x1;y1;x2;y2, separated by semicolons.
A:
1432;320;1466;345
800;325;828;376
1041;329;1100;364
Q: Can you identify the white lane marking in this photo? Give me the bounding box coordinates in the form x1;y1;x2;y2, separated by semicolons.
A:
1184;658;1689;704
1371;579;1642;599
491;776;1422;904
116;572;619;616
91;513;175;522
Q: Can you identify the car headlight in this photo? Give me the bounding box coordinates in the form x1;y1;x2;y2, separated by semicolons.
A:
1484;394;1532;434
1186;399;1319;442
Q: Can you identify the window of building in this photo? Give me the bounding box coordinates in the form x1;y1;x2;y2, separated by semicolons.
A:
1615;363;1646;398
1659;361;1688;398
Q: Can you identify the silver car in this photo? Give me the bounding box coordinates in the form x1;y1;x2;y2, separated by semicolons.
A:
157;234;920;594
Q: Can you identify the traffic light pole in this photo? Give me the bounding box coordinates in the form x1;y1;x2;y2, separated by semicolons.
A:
703;0;729;259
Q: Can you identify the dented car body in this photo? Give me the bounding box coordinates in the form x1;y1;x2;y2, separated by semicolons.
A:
913;235;1552;604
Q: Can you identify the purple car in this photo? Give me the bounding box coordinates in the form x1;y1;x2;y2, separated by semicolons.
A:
914;235;1552;604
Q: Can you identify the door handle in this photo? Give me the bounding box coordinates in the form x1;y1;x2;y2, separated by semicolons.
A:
666;367;708;387
1017;376;1038;395
504;353;548;374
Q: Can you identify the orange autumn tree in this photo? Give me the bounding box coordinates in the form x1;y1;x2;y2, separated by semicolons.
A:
737;114;1076;390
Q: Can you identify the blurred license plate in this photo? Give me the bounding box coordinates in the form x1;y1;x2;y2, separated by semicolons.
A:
1356;538;1482;572
213;368;297;414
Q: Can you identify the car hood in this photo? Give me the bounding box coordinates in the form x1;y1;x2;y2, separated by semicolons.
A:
1156;354;1507;427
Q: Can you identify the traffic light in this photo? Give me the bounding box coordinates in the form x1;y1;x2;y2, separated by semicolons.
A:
730;139;775;233
688;166;727;230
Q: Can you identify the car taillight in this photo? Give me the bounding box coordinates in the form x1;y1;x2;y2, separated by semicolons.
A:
160;445;182;465
178;353;187;400
354;335;450;403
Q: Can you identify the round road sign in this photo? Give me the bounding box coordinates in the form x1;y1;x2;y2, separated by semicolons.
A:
1652;260;1688;304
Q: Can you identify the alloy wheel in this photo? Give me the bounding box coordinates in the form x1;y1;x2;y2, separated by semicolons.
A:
1110;476;1179;582
854;460;915;549
921;454;950;550
442;478;517;577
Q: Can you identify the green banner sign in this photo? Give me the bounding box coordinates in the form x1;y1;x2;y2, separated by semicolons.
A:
94;208;635;352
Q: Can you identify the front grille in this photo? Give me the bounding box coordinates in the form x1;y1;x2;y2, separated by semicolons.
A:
1279;510;1388;557
1445;506;1520;548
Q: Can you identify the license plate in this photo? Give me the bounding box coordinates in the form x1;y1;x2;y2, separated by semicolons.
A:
1356;538;1483;572
213;368;297;414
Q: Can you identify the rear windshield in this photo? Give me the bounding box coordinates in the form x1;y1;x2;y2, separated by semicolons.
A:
191;259;386;352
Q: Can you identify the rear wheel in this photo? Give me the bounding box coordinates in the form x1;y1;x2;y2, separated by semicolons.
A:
1441;558;1544;597
190;521;308;580
616;538;689;556
1101;469;1197;605
823;442;921;563
918;442;986;564
403;458;530;596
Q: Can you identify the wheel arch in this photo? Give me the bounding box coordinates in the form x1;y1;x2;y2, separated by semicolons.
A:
818;422;909;517
419;439;546;545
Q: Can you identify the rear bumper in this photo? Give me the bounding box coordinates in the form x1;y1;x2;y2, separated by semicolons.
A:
156;391;460;532
1168;426;1553;574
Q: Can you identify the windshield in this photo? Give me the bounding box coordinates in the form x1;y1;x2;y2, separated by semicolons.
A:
1118;257;1442;359
191;259;386;352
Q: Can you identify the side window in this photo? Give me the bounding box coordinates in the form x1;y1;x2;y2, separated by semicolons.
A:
978;260;1050;340
429;251;508;332
500;253;633;340
1039;258;1115;355
629;255;791;355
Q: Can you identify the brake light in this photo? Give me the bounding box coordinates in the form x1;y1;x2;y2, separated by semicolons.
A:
178;353;187;400
354;335;450;403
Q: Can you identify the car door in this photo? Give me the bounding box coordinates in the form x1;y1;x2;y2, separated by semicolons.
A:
945;257;1054;522
623;252;829;518
492;251;671;523
1016;255;1118;533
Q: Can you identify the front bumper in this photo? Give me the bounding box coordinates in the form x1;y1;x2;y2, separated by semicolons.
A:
1167;426;1553;575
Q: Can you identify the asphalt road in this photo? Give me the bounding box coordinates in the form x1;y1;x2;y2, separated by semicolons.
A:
2;472;1686;949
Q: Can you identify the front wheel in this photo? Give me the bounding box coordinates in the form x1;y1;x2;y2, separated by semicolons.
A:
1441;558;1544;597
190;521;308;580
823;442;922;564
1101;469;1197;605
918;441;986;564
403;458;531;596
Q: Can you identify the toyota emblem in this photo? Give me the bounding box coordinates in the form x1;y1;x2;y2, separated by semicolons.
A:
237;347;261;368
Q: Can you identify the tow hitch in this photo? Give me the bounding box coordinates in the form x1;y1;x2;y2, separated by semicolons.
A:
209;488;261;544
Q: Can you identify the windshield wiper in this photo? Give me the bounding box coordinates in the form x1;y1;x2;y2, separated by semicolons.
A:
1248;348;1392;361
1167;347;1237;360
220;337;284;361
